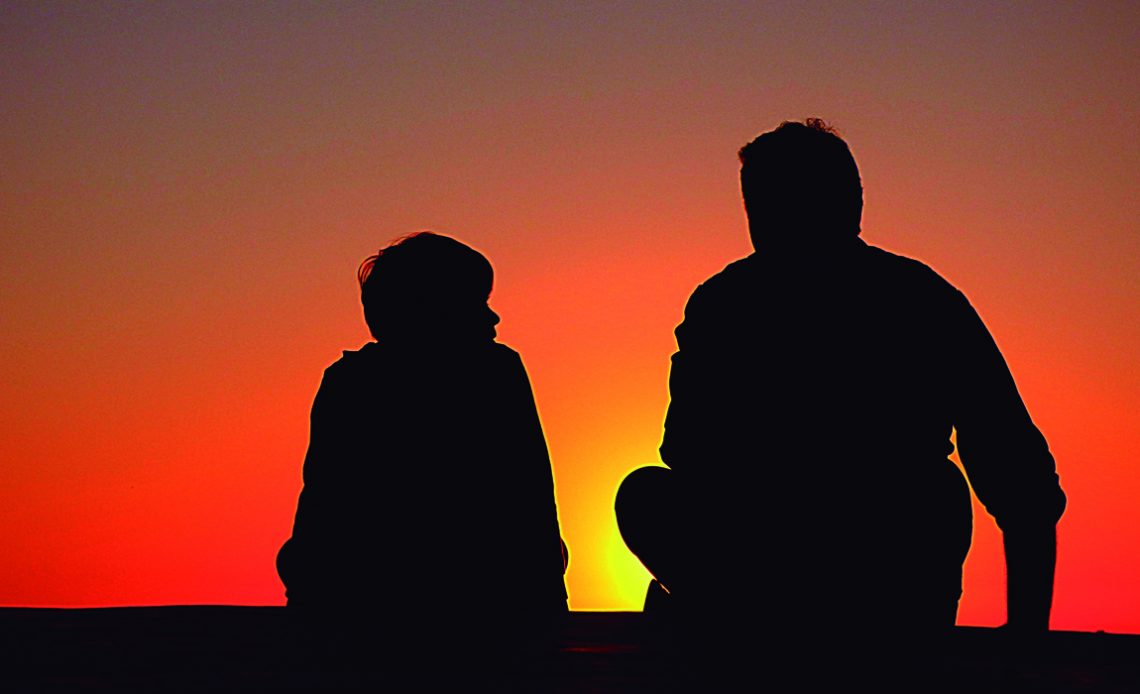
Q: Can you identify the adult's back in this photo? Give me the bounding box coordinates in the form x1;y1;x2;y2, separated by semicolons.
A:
616;119;1065;636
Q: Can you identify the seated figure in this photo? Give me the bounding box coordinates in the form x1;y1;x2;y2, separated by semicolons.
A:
278;232;567;646
616;120;1066;647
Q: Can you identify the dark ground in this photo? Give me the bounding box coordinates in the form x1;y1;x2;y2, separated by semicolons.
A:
1;607;1137;692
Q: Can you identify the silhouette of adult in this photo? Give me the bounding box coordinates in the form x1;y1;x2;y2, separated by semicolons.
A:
278;233;567;650
616;119;1066;637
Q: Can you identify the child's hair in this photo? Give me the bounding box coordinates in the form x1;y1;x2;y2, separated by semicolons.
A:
358;232;494;340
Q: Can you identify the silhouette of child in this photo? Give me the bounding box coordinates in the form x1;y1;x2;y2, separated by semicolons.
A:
278;232;567;643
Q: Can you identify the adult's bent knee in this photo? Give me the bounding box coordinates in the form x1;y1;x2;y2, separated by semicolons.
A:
615;466;671;529
615;466;679;581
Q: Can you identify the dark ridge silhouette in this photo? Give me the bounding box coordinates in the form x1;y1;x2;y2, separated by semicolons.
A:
2;608;1137;692
277;232;568;661
616;119;1066;673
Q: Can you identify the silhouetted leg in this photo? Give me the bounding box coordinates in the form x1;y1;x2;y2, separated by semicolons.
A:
882;464;972;693
276;538;300;606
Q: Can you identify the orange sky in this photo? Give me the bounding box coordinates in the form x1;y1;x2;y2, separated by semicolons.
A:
1;3;1138;633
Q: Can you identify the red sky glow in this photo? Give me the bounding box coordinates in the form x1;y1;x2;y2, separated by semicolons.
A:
1;2;1138;633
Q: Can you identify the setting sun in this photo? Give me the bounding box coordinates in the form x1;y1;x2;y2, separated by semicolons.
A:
1;3;1137;634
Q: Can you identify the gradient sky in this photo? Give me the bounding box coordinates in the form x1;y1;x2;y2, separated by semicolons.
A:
2;2;1137;632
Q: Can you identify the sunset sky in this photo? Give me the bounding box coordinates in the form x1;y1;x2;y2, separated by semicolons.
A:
2;2;1137;633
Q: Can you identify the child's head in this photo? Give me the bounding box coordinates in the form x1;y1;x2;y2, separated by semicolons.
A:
358;232;499;342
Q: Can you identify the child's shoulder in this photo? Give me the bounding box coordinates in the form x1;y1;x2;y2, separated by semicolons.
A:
326;340;524;372
317;342;382;384
486;340;522;361
471;341;527;373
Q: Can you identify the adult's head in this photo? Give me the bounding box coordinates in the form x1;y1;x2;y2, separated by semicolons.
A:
359;232;499;342
738;118;863;251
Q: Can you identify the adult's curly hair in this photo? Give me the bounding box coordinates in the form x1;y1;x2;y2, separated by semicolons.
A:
738;118;863;243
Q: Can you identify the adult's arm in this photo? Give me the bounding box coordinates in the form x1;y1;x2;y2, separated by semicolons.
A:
949;289;1066;631
1004;526;1058;631
660;281;738;471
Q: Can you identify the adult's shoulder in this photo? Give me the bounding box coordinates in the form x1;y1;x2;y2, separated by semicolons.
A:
859;243;961;293
683;255;762;312
671;255;767;351
697;255;761;291
853;242;977;321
